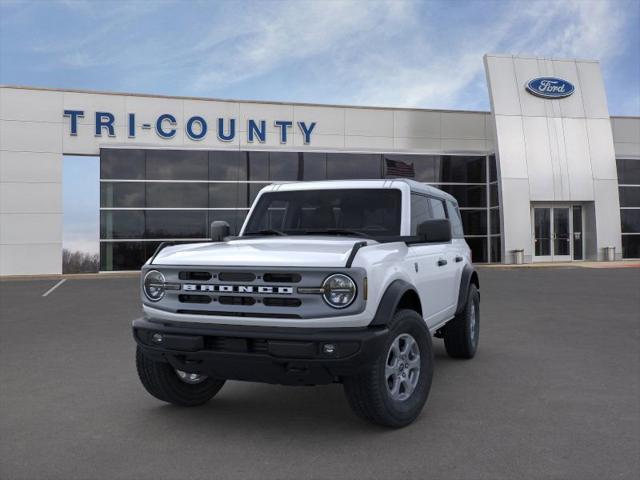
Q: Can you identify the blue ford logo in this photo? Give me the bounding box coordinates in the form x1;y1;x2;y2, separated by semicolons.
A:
526;77;575;99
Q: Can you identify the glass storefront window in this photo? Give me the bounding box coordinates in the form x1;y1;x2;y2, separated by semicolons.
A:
621;235;640;258
619;186;640;207
100;210;145;239
100;149;501;269
146;150;208;180
459;209;487;235
269;152;300;181
209;151;247;181
327;153;382;179
490;236;501;262
100;242;146;271
145;210;209;238
146;182;208;208
209;183;248;208
621;210;640;233
100;182;145;208
617;159;640;185
100;149;145;179
465;237;488;263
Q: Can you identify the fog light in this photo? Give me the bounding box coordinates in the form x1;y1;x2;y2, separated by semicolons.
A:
152;333;163;344
322;343;336;354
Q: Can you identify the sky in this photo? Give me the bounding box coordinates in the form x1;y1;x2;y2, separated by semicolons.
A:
1;0;639;254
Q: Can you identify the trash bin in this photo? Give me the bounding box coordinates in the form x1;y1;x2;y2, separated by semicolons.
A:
604;246;616;262
512;249;524;265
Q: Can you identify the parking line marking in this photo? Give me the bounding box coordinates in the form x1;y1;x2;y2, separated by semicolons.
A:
42;279;66;297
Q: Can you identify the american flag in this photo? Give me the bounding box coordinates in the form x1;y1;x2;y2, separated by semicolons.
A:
385;158;415;178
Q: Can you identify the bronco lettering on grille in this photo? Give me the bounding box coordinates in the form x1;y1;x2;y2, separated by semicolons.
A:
182;284;293;294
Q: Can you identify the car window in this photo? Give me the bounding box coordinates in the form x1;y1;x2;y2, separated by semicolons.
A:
446;200;464;238
244;189;402;238
410;194;431;234
428;198;447;220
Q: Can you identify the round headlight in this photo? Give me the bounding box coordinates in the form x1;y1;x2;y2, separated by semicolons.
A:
143;270;166;302
322;274;356;309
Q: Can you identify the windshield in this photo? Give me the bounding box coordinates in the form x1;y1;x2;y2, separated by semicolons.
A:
243;189;402;238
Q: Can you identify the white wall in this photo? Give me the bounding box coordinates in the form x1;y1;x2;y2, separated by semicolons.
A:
484;54;622;262
0;86;491;275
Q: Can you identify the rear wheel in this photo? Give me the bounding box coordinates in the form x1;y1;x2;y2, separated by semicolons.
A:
136;347;225;406
443;284;479;359
343;309;433;428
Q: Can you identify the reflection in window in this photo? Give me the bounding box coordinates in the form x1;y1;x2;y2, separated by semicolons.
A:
100;149;145;179
465;237;488;263
460;210;487;236
446;201;464;238
617;158;640;185
100;211;145;239
146;183;208;208
100;242;146;271
410;194;431;234
619;186;640;207
209;183;248;208
209;151;247;181
437;185;486;208
146;210;208;238
269;152;299;181
327;153;382;179
248;151;269;180
302;153;327;180
146;150;208;180
100;182;145;208
621;210;640;233
622;235;640;258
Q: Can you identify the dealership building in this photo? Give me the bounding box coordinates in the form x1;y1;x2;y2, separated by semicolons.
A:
1;53;639;275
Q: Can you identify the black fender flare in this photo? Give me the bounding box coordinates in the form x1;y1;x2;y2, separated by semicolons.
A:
369;279;420;327
455;264;479;315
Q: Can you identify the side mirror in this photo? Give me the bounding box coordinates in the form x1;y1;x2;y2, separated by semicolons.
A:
416;219;452;243
210;221;231;242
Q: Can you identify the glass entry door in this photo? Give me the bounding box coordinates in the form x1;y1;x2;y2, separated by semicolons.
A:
533;206;582;261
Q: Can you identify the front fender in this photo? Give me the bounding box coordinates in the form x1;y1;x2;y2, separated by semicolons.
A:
369;279;419;327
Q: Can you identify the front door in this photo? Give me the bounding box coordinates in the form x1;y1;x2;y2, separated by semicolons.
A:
533;206;583;262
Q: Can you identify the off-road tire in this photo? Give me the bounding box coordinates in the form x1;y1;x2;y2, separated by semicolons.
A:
443;284;479;359
136;347;225;406
343;309;433;428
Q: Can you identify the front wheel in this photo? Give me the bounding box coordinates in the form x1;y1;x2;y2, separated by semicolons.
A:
343;309;434;428
136;347;225;406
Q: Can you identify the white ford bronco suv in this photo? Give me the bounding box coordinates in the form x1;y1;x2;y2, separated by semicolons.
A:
133;179;479;427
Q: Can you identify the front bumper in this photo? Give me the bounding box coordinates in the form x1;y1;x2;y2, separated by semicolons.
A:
133;317;390;386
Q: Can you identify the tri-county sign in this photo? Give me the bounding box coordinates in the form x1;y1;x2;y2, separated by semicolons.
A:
525;77;575;99
63;110;317;144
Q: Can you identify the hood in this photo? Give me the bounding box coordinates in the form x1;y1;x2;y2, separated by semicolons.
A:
151;236;372;268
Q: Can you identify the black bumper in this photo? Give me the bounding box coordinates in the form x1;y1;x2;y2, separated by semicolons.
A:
133;318;390;386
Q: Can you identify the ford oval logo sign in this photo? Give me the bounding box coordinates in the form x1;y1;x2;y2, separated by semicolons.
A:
526;77;575;99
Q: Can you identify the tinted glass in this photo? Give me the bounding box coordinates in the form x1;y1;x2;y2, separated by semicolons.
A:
622;235;640;258
489;183;499;207
489;155;497;182
437;185;486;208
619;186;640;207
250;183;270;204
617;159;640;185
100;149;145;179
490;236;501;262
100;242;146;271
621;210;640;233
244;189;401;237
100;211;144;239
490;209;501;234
269;152;300;181
145;210;208;238
146;183;208;208
440;156;485;183
410;194;431;234
209;151;247;180
146;150;208;180
302;153;327;180
209;183;248;208
465;237;488;263
327;153;381;179
446;201;464;238
248;151;269;180
460;210;487;235
428;198;447;219
100;182;145;208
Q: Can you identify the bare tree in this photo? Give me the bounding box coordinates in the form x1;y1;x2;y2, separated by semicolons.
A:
62;249;99;274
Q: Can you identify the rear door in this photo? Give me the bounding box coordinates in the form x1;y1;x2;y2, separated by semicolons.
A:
406;193;457;327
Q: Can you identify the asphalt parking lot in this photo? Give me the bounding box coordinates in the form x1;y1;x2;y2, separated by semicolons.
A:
1;267;639;480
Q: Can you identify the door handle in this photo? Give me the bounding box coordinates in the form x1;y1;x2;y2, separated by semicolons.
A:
437;259;447;267
455;256;463;263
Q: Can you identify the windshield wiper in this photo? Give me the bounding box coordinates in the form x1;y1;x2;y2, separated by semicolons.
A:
245;229;287;236
303;229;370;238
